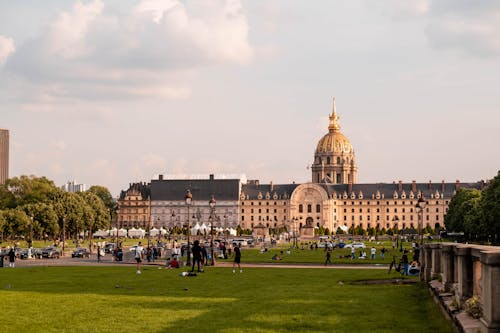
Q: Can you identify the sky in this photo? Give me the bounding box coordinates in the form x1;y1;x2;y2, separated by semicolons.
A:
0;0;499;197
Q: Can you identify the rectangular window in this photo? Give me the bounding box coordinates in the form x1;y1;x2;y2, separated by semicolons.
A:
242;216;245;221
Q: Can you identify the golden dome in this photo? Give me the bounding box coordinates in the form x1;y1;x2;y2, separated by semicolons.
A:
316;131;353;154
315;98;354;154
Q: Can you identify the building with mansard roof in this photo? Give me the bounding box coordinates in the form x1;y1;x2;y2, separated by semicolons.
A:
238;99;484;238
116;182;151;229
150;174;242;230
118;98;484;239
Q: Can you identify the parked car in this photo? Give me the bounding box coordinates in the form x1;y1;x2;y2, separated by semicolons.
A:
104;243;116;254
20;248;42;259
72;248;90;258
344;242;366;249
41;247;61;258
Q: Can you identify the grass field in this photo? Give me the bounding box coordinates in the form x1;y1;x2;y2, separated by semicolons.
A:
0;266;453;333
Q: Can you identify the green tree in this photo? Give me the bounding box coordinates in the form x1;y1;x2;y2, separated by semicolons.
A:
6;175;58;206
444;188;482;235
78;191;111;235
0;184;16;209
52;190;89;240
0;208;31;239
481;171;500;244
19;203;59;239
88;185;115;212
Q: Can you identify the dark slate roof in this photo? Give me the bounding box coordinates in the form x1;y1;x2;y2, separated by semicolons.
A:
241;183;299;200
241;181;484;200
151;178;241;201
321;181;484;198
119;182;151;200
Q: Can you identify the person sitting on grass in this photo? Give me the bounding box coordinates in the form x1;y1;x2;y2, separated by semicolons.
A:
168;256;179;269
272;254;281;261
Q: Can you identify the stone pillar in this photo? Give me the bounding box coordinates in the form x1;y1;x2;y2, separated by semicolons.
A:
430;243;442;278
441;244;455;292
479;251;500;333
421;243;433;281
454;246;472;307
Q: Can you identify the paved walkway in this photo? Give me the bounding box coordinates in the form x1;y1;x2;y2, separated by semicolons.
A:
6;254;388;270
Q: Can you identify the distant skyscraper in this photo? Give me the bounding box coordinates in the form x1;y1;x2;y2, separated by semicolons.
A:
0;129;8;184
61;180;87;193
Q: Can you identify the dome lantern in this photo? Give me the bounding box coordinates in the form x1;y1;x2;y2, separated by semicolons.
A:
311;98;358;184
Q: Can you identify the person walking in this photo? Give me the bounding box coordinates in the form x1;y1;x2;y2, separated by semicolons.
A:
8;247;15;268
324;246;332;266
97;245;102;263
191;240;203;272
401;249;409;276
370;246;376;260
233;243;242;273
380;247;386;260
135;242;144;274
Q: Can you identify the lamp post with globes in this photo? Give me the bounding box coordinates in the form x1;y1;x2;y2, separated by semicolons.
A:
209;195;216;266
185;190;192;266
292;217;298;248
416;197;426;246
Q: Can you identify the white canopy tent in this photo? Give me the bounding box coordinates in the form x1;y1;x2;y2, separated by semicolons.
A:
93;229;109;238
128;228;146;238
149;227;160;237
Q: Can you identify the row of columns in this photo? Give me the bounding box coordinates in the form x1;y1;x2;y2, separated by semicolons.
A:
420;243;500;333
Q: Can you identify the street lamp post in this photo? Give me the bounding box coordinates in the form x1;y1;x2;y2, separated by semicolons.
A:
292;217;298;248
28;215;33;259
416;197;426;246
62;216;66;256
185;190;192;266
209;195;216;266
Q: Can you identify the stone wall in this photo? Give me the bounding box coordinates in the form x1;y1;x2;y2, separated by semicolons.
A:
421;243;500;333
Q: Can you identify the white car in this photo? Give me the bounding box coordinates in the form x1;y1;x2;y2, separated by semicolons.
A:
344;242;366;249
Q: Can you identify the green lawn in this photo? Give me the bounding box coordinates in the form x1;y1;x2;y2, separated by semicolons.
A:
0;266;453;333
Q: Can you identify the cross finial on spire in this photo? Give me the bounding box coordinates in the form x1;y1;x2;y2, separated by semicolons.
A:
328;97;341;132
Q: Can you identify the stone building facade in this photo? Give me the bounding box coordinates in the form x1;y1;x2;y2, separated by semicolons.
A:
118;99;484;238
116;182;151;229
150;174;241;231
238;100;483;237
0;129;9;185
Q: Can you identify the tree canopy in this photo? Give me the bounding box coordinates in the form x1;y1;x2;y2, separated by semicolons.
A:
445;171;500;244
0;176;113;242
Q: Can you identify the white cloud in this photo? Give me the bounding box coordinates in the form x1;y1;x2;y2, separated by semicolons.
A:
1;0;254;111
0;34;15;65
50;140;67;151
426;10;500;57
365;0;429;18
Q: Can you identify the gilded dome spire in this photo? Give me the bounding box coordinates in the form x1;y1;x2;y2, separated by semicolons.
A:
328;97;341;132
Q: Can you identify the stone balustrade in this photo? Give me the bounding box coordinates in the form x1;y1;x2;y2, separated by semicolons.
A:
421;242;500;333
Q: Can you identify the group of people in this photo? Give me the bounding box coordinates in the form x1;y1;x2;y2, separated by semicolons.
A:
133;240;242;274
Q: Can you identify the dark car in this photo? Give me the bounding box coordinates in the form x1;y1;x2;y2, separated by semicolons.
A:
42;247;61;259
20;248;43;259
71;248;90;258
104;243;116;254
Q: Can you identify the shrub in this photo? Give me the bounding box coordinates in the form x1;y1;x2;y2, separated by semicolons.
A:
464;296;482;319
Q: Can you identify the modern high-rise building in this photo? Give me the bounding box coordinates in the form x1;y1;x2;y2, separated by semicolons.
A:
61;180;87;193
0;129;9;185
